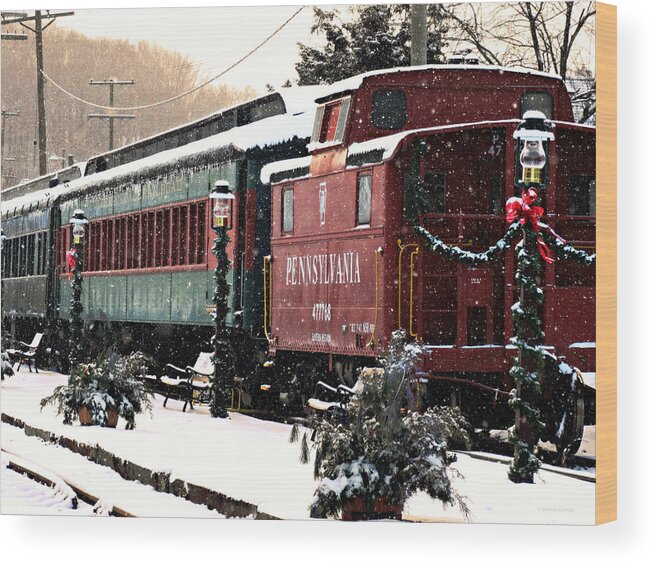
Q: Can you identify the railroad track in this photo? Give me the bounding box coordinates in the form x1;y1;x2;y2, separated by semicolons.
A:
469;432;596;480
1;448;133;517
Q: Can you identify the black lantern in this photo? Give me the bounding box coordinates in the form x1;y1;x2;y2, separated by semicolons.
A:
513;111;554;191
210;180;234;230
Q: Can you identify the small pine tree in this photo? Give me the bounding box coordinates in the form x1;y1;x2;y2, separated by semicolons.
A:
291;330;469;520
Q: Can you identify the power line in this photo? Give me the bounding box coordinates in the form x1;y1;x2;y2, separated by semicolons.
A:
40;6;305;113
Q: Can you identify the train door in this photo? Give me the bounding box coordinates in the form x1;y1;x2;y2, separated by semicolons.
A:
457;267;494;346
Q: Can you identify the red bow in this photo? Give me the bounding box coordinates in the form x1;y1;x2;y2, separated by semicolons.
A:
66;248;77;279
506;189;564;264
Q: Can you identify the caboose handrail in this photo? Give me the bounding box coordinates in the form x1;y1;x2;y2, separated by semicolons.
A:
409;246;419;338
365;247;383;348
397;240;419;334
263;255;272;342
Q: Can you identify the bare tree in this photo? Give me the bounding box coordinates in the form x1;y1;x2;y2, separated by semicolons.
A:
439;2;595;122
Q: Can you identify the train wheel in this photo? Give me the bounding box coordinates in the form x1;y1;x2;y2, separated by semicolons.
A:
555;396;585;467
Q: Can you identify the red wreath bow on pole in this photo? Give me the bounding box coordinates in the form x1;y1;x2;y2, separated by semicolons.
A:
506;188;564;264
66;248;77;280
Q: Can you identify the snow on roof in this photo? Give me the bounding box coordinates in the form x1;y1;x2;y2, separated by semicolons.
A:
277;85;333;114
260;155;312;184
347;117;596;164
1;107;317;216
315;64;564;102
2;85;330;212
263;116;595;185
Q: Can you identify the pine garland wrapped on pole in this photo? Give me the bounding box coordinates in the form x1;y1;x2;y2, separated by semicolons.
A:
507;223;545;482
209;181;234;419
68;210;88;369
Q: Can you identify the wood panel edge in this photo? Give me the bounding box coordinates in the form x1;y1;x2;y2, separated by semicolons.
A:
595;1;617;526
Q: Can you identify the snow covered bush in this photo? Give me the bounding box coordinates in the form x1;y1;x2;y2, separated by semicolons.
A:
291;330;469;520
2;349;14;380
40;350;153;429
430;406;472;451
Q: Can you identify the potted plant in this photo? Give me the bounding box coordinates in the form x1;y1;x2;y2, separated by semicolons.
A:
41;350;153;430
2;348;14;380
291;330;470;521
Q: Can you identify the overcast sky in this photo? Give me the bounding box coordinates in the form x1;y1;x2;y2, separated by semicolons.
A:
5;1;595;95
46;2;339;93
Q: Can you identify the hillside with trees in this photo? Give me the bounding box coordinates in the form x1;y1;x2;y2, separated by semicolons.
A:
1;24;255;188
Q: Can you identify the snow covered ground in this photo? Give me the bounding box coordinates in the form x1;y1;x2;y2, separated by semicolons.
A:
1;368;595;524
1;452;96;516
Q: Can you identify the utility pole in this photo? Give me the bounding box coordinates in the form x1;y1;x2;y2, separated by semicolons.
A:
411;3;428;66
34;11;47;175
1;110;20;157
1;110;20;189
1;10;75;176
88;79;135;151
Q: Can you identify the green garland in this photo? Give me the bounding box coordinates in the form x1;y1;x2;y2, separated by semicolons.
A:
209;228;231;419
540;226;596;265
507;228;546;483
414;221;522;265
69;244;85;368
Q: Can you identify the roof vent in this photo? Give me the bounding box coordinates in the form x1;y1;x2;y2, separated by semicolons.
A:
447;55;465;65
448;49;479;65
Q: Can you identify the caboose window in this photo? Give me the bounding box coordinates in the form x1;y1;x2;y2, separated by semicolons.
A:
490;174;503;215
321;103;341;142
372;89;407;130
311;97;351;144
423;172;446;214
569;175;596;216
404;171;447;218
282;187;294;233
357;174;372;225
520;92;553;119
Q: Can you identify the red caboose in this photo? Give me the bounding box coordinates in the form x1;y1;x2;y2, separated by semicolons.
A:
262;66;595;435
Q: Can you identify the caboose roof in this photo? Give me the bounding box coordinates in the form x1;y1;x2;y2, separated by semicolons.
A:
314;64;564;103
261;118;595;185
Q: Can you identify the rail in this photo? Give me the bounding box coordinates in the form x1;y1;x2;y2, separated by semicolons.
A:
366;247;383;348
396;240;419;333
263;255;272;342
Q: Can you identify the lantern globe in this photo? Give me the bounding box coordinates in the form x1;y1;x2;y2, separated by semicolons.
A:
209;181;234;229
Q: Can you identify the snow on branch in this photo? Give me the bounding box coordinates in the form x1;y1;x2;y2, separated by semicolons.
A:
539;224;596;266
414;221;521;265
